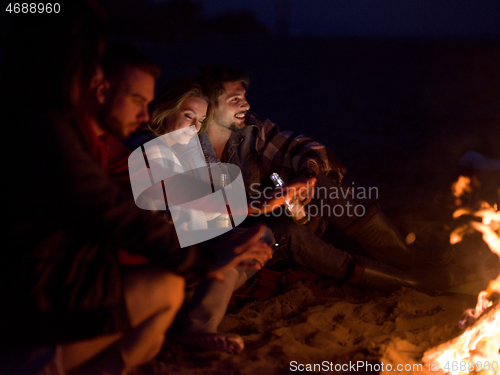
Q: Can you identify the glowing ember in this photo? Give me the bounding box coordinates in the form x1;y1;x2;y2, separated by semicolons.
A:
452;176;472;198
423;175;500;375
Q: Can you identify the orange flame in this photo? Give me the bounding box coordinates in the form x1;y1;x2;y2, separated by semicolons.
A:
431;307;500;375
452;176;473;207
470;218;500;294
431;178;500;374
452;203;500;295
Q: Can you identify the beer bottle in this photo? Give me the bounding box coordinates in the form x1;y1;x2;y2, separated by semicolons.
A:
270;172;308;225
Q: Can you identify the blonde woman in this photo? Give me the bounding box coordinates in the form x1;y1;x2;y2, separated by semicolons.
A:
126;78;313;233
126;78;315;354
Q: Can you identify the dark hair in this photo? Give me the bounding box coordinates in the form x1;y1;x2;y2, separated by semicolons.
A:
148;78;212;135
102;41;161;83
196;64;249;106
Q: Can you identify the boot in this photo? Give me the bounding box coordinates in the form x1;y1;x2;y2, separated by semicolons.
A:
348;256;476;296
344;204;420;270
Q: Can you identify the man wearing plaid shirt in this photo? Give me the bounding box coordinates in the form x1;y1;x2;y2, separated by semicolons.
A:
197;64;419;277
176;64;443;354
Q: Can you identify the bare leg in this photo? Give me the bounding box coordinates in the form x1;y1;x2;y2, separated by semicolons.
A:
60;334;121;371
61;269;185;374
120;269;184;368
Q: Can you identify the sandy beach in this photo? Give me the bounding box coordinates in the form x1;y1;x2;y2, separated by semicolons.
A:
128;36;500;374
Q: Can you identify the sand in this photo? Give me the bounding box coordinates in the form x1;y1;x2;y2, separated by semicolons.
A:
128;35;500;374
133;282;478;374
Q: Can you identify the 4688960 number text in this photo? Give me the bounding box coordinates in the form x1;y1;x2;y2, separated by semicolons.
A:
5;3;60;14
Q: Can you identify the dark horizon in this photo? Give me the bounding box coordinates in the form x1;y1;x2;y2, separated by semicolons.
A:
151;0;500;39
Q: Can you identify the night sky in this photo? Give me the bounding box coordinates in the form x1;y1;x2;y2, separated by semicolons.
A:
152;0;500;38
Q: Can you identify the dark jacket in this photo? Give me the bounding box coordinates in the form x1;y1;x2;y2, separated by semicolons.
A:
1;113;213;350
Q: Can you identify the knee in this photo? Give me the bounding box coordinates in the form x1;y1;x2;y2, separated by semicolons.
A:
145;272;185;316
271;219;296;239
124;269;185;327
273;221;306;243
157;273;185;313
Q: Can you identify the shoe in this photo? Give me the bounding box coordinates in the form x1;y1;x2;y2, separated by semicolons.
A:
348;256;489;296
177;333;244;354
344;205;422;270
348;256;417;293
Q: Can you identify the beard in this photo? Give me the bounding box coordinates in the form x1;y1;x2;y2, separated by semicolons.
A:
213;109;247;133
228;122;244;132
98;105;140;140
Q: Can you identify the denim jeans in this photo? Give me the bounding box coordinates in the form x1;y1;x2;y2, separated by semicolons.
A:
267;214;355;281
180;148;362;333
253;173;360;281
180;227;275;334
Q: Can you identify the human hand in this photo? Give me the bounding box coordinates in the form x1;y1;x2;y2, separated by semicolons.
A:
247;177;316;215
208;224;273;282
285;177;316;206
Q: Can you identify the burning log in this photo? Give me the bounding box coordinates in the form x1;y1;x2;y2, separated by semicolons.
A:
422;299;500;375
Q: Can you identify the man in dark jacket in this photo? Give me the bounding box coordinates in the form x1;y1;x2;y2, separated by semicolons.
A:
0;8;271;375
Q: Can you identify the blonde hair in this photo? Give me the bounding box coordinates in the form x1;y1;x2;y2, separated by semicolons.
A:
148;78;212;136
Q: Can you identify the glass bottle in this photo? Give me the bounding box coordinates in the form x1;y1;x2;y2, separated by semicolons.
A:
215;174;230;228
270;172;308;225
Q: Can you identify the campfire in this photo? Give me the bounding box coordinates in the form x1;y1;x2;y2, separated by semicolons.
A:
423;173;500;375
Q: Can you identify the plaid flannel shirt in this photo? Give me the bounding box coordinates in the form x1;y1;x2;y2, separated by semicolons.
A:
200;111;345;194
198;113;347;305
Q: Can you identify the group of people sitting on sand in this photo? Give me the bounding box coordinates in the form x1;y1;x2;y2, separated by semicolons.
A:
1;1;485;374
